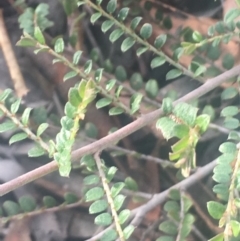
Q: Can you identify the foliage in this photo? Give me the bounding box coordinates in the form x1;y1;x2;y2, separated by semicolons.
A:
1;0;240;240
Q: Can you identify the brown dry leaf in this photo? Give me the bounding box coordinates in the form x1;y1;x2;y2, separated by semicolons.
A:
140;0;240;89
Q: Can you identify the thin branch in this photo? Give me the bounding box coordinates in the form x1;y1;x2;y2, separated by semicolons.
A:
130;159;217;226
0;65;239;196
94;152;125;241
0;10;28;98
0;200;83;223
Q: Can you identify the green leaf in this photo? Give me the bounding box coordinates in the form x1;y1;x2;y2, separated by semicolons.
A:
228;131;240;141
109;107;124;115
208;233;224;241
83;174;100;185
156;117;177;140
145;79;159;99
173;47;184;60
166;69;182;80
85;122;98;138
130;73;143;90
94;68;104;82
0;120;16;133
224;8;240;23
172;125;189;139
90;12;102;24
115;65;127;81
80;155;96;168
21;107;32;126
101;20;114;33
119;209;131;224
3;201;20;216
34;47;49;54
163;16;172;29
106;166;118;182
123;225;135;239
11;99;21;114
140;23;152;39
85;187;104;202
151;56;166;69
224;118;239;129
230;220;240;237
222;53;234;70
0;88;12;102
105;79;116;91
28;145;45;157
107;0;117;13
96;98;112;109
43;196;57;207
159;220;178;235
69;87;82;107
16;37;36;47
34;26;45;44
208;26;215;36
156;236;174;241
164;200;180;213
136;46;148;56
72;50;82;65
173;102;198;126
65;102;77;119
125;177;138;191
162;98;173;114
154;34;167;48
100;229;117;241
54;38;64;53
182;195;193;212
111;182;125;197
118;7;129;21
202;105;215;121
89;200;108;214
192;31;202;42
95;212;112;226
52;59;63;64
63;71;77;81
121;37;136;52
221;87;238;100
168;189;180;200
130;93;143;114
19;195;36;212
114;194;126;211
219;142;237;154
213;171;231;184
37;123;49;137
194;65;206;77
64;193;79;204
195;114;210;134
84;60;92;74
130;16;142;30
9;132;28;145
207;201;225;220
109;29;124;43
213;184;229;201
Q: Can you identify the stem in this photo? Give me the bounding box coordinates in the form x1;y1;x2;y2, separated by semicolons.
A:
94;152;125;241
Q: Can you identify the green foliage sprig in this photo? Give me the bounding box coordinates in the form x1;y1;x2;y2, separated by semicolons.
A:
81;154;134;241
54;79;97;176
0;193;81;223
156;98;210;177
157;189;195;241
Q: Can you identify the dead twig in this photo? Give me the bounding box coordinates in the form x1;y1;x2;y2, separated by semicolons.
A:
0;9;28;98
